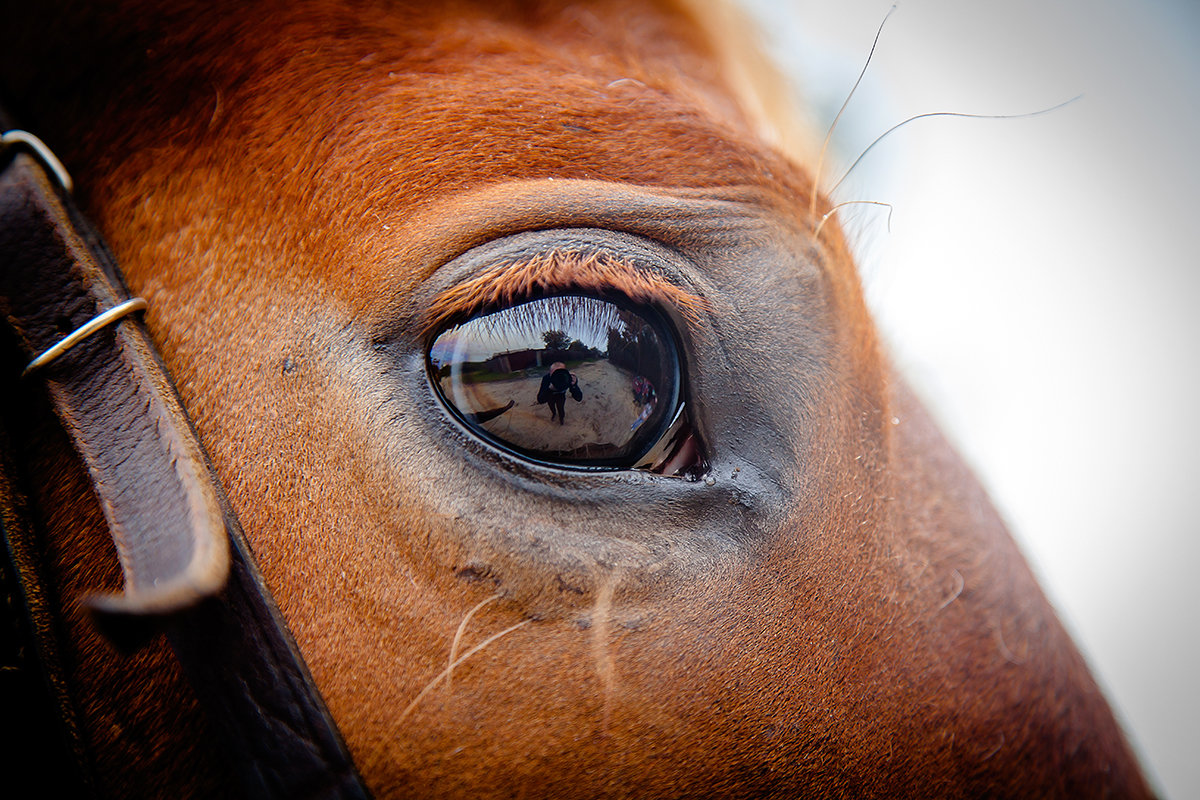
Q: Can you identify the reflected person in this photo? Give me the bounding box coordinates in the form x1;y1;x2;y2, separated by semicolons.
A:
537;361;582;425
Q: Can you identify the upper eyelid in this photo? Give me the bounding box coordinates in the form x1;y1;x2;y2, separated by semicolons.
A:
425;249;708;335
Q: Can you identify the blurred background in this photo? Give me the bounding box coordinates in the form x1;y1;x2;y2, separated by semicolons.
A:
741;0;1199;796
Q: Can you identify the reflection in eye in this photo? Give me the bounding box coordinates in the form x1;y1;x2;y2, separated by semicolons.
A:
428;295;692;470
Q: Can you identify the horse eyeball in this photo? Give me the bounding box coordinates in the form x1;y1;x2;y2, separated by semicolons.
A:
427;295;689;471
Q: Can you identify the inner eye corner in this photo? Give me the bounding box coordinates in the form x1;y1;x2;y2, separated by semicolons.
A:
425;292;705;478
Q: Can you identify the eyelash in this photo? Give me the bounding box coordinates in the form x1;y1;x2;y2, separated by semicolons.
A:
424;249;708;341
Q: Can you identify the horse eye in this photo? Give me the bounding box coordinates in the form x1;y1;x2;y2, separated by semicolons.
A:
427;295;686;470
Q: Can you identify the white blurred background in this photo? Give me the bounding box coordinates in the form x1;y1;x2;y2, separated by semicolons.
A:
740;0;1200;796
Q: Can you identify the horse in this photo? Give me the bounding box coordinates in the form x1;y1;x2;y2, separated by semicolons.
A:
0;0;1154;797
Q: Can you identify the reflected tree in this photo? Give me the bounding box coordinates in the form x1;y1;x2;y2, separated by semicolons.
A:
542;329;570;352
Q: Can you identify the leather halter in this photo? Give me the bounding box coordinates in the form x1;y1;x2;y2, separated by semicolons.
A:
0;117;371;798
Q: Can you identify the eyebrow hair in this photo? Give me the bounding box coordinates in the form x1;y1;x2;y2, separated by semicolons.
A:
425;249;707;332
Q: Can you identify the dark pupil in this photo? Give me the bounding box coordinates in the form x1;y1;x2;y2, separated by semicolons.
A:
428;295;680;468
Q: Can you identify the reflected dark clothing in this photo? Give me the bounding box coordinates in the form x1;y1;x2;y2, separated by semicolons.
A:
546;369;573;393
539;368;580;422
540;368;580;398
547;391;566;422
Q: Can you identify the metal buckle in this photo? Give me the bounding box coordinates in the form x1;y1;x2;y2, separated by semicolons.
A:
2;129;142;376
1;129;74;193
22;297;149;376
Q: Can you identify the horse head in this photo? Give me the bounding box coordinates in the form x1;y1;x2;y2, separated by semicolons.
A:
0;1;1152;797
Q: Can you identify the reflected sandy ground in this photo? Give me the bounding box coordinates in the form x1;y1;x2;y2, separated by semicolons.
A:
449;360;654;458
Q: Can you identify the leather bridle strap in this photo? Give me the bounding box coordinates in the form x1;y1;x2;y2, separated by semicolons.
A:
0;128;370;798
0;135;229;626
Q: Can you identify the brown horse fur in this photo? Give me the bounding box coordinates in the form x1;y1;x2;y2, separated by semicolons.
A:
0;0;1153;797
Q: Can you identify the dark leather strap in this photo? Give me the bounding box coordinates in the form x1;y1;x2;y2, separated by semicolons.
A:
0;133;370;798
0;145;229;626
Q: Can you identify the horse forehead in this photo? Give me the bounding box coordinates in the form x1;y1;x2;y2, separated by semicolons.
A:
107;3;823;317
211;9;800;205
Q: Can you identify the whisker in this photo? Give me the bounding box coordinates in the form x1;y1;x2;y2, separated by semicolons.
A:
810;3;897;218
829;96;1083;196
397;619;533;725
937;569;965;611
814;200;894;240
590;571;621;733
447;593;502;692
